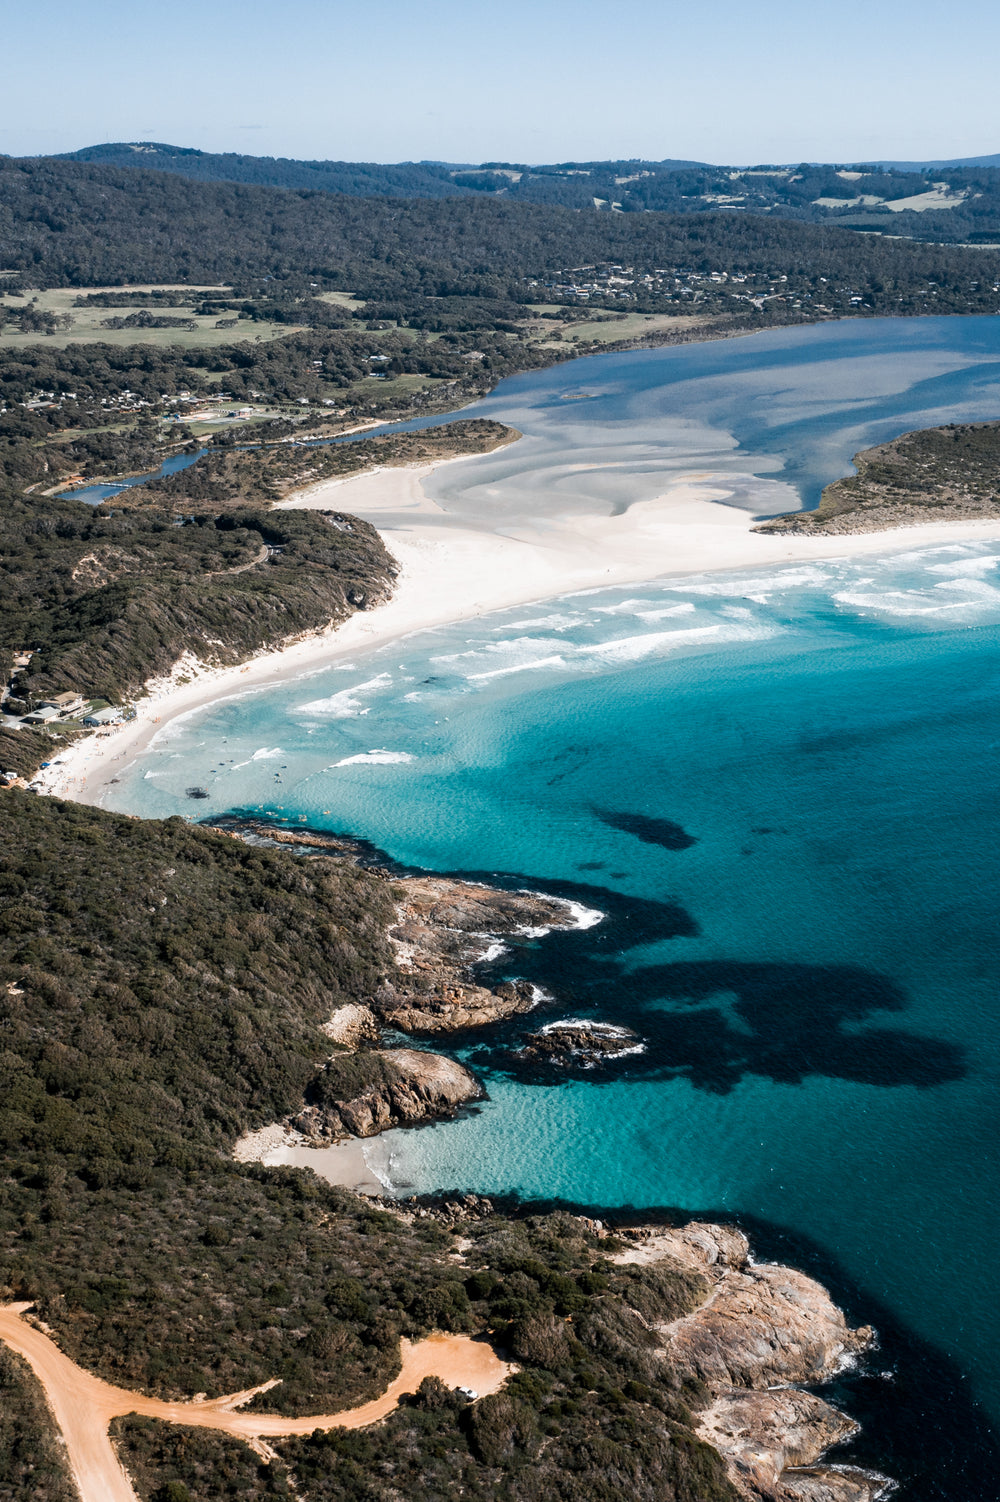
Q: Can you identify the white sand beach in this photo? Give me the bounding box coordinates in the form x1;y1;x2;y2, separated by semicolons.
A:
34;451;1000;806
233;1124;387;1195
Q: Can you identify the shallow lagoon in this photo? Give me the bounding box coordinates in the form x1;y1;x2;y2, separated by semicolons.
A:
105;319;1000;1489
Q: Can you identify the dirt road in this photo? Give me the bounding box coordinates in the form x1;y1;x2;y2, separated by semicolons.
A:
0;1303;511;1502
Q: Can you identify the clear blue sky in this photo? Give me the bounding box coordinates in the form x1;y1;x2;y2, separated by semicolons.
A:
5;0;999;165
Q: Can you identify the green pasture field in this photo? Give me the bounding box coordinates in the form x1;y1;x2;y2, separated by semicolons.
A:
0;285;301;350
561;310;713;342
317;290;366;310
350;372;446;395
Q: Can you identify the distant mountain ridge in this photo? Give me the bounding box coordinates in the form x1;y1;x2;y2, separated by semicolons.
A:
34;142;1000;244
873;154;1000;170
52;141;712;199
53;140;1000;183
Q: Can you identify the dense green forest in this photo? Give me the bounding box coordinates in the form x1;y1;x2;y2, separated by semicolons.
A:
0;793;733;1501
0;1345;78;1501
4;157;999;311
0;491;395;706
51;141;1000;244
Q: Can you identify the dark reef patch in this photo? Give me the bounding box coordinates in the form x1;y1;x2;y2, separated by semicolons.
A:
218;816;964;1098
594;808;698;849
472;946;966;1095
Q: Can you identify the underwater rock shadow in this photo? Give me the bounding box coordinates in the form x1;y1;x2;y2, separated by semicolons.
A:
432;873;965;1095
474;923;966;1095
592;808;698;850
612;958;969;1093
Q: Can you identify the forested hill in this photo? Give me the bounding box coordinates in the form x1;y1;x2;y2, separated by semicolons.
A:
56;142;489;198
4;156;1000;304
53;142;710;199
0;791;736;1500
45;141;1000;243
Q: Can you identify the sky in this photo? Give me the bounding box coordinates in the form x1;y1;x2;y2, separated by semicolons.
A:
4;0;999;167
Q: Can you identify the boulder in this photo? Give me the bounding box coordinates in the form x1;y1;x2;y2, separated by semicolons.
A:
291;1048;482;1141
322;1003;379;1049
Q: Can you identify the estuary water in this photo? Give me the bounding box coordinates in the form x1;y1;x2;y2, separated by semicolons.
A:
104;318;1000;1492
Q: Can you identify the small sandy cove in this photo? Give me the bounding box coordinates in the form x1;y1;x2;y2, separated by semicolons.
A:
0;1302;512;1502
36;450;1000;805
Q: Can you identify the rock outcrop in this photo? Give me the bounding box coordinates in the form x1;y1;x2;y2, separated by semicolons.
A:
322;1003;380;1049
518;1019;643;1067
214;821;597;1036
374;877;589;1033
614;1223;884;1501
697;1390;862;1499
290;1048;482;1142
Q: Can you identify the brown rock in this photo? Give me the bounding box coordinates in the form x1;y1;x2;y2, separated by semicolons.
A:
664;1257;871;1391
697;1389;857;1496
378;978;538;1034
322;1003;380;1049
614;1222;882;1500
377;877;588;1033
616;1224;870;1390
518;1020;642;1066
291;1048;482;1142
776;1467;889;1501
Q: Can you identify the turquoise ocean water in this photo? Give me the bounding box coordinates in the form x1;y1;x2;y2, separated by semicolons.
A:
104;319;1000;1493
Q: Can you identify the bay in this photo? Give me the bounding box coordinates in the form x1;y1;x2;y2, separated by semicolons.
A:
103;317;1000;1493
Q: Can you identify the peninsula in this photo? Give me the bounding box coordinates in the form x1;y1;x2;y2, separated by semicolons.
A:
756;420;1000;534
0;793;887;1501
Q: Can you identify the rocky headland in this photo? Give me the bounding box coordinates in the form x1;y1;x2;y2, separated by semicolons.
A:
290;1046;482;1141
219;826;601;1147
219;820;890;1496
613;1222;887;1501
374;874;588;1032
215;818;593;1035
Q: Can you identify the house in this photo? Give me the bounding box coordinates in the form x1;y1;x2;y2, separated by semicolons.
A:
82;707;123;727
23;705;60;724
39;692;84;714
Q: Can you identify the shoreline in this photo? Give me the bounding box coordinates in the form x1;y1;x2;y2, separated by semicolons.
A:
34;451;1000;806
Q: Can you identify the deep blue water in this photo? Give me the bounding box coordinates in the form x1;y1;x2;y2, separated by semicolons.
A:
102;319;1000;1493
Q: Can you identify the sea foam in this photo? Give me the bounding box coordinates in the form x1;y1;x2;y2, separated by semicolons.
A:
296;673;392;716
331;749;415;767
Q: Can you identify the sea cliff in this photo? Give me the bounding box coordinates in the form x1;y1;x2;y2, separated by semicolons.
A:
613;1223;885;1500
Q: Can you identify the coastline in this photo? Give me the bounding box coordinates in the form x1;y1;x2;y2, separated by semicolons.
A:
35;448;1000;806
